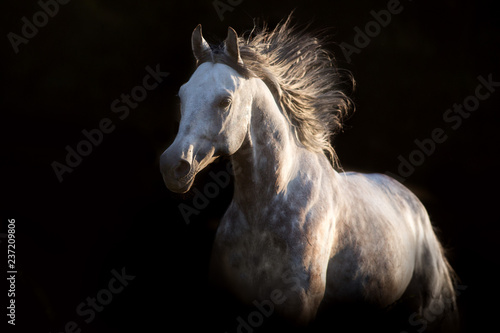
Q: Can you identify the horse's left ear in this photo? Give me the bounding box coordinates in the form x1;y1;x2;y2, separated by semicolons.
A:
225;27;243;65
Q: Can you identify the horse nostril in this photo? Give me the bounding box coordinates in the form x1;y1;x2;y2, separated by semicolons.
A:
174;159;192;180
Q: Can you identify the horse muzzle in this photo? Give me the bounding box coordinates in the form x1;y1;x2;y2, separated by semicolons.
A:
160;143;196;193
160;143;216;193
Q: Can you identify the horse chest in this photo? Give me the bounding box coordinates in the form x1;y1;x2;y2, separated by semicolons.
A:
212;202;310;298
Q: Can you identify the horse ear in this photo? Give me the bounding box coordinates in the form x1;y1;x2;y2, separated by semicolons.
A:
192;24;211;64
225;27;243;65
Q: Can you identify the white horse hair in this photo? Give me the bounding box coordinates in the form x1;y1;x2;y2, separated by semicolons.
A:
160;17;458;331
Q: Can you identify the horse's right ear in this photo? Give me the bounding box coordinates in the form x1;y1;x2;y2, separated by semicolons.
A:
191;24;211;64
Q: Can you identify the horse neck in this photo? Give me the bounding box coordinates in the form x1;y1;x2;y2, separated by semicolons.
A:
230;79;305;207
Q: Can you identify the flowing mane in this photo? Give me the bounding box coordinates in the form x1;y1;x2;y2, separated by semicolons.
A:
195;17;355;164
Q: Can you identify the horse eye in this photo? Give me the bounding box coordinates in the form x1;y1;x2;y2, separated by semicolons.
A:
218;96;232;109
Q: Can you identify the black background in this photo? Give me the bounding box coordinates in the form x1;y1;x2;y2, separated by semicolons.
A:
2;0;499;332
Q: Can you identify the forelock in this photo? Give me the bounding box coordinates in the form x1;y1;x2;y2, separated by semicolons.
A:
195;44;252;79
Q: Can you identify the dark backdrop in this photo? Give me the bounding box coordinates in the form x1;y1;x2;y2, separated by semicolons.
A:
2;0;499;332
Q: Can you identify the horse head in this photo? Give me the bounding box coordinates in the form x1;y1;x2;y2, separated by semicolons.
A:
160;25;252;193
